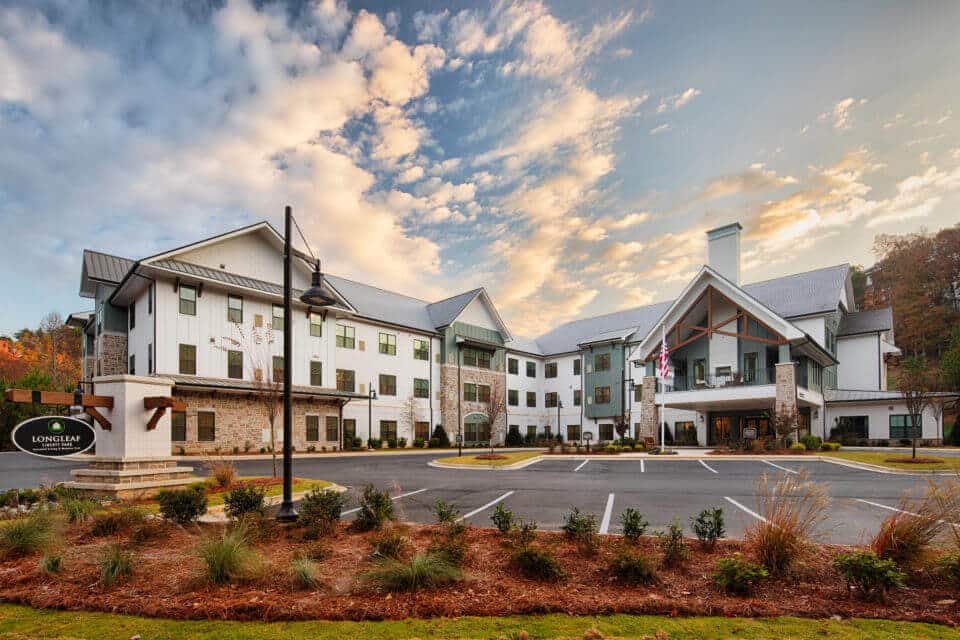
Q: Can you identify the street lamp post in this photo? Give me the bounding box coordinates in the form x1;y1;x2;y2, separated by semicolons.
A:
556;399;562;442
368;385;377;448
276;205;338;522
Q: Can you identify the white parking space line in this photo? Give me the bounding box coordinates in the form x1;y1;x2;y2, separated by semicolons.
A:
699;459;718;474
600;493;615;534
343;487;428;515
640;459;645;473
856;498;960;527
460;490;515;521
574;460;589;472
762;460;797;474
724;496;767;522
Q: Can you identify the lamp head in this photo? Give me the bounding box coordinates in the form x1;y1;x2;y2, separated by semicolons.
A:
299;260;338;307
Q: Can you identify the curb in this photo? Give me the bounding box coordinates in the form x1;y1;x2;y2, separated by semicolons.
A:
819;456;957;476
176;448;546;462
428;456;545;471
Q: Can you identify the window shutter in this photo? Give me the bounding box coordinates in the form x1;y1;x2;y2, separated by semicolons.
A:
254;368;263;382
359;340;365;351
254;314;263;328
359;383;366;394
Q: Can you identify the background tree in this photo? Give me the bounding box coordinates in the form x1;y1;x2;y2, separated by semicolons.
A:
400;395;417;446
614;416;630;445
898;355;936;460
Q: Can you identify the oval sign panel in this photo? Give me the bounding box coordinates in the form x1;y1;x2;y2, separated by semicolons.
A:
12;416;96;458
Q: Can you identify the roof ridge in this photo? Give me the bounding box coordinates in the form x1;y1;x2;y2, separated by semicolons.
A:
429;287;483;306
538;298;674;335
84;248;135;263
743;262;849;287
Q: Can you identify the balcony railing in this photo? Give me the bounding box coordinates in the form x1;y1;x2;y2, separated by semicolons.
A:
666;367;776;392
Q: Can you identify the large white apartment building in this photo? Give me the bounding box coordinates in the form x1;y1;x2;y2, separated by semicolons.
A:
70;220;943;453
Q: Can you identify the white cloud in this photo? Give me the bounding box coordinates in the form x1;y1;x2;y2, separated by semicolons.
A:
656;87;701;113
649;123;671;135
819;97;866;130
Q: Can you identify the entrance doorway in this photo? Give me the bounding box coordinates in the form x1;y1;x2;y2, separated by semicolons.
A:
708;412;771;446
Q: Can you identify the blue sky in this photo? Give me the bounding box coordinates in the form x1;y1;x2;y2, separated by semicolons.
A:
1;0;958;337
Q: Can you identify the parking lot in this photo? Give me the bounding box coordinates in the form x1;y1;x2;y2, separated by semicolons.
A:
0;451;940;545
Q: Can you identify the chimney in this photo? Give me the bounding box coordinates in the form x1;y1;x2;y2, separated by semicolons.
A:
706;222;742;285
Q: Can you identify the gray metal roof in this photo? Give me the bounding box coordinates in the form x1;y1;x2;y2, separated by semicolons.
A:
83;250;135;284
534;301;674;356
427;289;483;328
505;335;543;355
153;259;286;296
825;388;958;403
741;264;849;318
838;307;893;336
167;374;367;400
324;274;438;333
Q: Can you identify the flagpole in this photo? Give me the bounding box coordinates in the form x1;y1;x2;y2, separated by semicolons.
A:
660;323;667;452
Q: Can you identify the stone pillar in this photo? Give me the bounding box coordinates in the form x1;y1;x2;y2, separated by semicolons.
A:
638;375;659;441
98;334;128;376
774;362;797;417
66;375;194;499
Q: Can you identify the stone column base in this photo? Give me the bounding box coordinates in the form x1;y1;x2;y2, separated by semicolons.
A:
64;457;197;500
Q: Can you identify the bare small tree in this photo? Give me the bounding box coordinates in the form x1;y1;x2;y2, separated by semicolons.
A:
400;395;418;447
769;407;801;449
899;355;935;460
480;377;507;455
218;324;282;477
614;417;630;445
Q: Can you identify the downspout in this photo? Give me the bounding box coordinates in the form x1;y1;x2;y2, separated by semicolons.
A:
580;352;584;444
877;333;882;391
429;336;434;436
338;400;344;452
457;341;462;456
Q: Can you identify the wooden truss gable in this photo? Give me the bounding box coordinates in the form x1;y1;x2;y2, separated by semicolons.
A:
645;285;787;361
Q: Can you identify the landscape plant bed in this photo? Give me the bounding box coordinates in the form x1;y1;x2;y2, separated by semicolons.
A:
0;521;957;626
434;451;542;466
884;457;947;465
709;448;816;456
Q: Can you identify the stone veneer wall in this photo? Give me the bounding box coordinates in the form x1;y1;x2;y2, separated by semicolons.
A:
172;389;343;454
98;334;128;376
439;364;508;444
638;375;659;442
774;362;798;417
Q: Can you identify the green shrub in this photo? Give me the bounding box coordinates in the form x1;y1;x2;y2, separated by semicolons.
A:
0;512;57;557
833;551;905;599
199;524;261;584
510;547;565;581
433;498;459;524
353;485;394;531
39;552;63;574
789;442;807;451
90;507;147;537
608;550;657;585
691;507;725;550
431;425;450;447
511;519;538;549
505;425;524;446
299;488;348;535
821;441;841;451
370;526;410;560
62;498;98;524
657;519;688;568
364;553;462;591
157;486;208;524
491;502;515;534
130;520;168;544
937;553;960;588
561;507;598;554
289;557;321;590
207;459;237;489
713;554;768;595
223;484;266;520
620;507;649;543
98;543;135;586
799;435;822;451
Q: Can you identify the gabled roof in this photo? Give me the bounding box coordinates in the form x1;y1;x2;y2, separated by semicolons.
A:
532;301;673;356
80;250;135;297
838;307;893;336
324;275;436;333
427;289;483;328
741;264;849;318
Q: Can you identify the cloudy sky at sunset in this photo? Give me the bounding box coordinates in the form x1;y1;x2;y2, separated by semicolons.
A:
2;0;959;337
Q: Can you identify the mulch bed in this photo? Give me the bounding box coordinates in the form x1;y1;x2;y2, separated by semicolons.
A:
474;454;509;461
0;521;957;625
885;457;946;465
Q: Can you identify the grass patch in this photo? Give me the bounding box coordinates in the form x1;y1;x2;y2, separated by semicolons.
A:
0;513;57;558
199;524;262;584
0;605;957;639
821;451;960;471
434;451;542;467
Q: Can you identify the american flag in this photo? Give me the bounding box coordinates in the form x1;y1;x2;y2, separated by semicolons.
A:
657;331;670;379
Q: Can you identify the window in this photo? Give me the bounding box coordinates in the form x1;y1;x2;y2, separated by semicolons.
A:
573;358;581;375
179;344;196;375
198;411;215;442
310;361;322;386
834;415;868;440
594;353;611;371
526;361;536;377
890;414;921;439
464;415;490;444
545;392;558;408
272;356;284;382
272;304;284;330
336;324;355;349
128;355;135;375
413;339;429;360
336;369;355;392
228;295;243;323
675;421;697;446
543;425;552;438
693;358;706;382
463;348;491;369
508;358;519;374
147;343;153;374
415;421;430;441
567;424;581;441
129;303;135;330
595;386;611;404
171;411;186;441
526;425;537;438
633;383;643;402
179;285;196;316
743;352;758;383
309;313;322;337
305;415;319;442
414;378;429;398
147;284;153;314
227;350;243;379
508;389;519;406
380;420;398;442
343;419;356;441
463;383;477;402
599;423;614;441
545;362;557;378
326;416;339;441
379;374;397;396
379;332;396;355
526;391;536;407
573;389;581;406
478;384;491;403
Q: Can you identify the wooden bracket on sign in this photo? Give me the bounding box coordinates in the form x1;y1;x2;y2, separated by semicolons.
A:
143;396;187;431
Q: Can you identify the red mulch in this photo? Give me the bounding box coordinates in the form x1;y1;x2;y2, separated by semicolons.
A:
474;454;509;461
0;522;957;625
885;457;945;464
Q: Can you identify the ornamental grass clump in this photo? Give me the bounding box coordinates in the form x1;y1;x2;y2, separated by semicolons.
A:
62;498;98;524
0;512;57;558
833;550;905;600
364;553;462;592
433;498;459;524
746;470;830;575
199;523;261;585
289;557;321;590
352;484;394;532
98;543;135;586
207;458;237;489
871;479;959;564
620;507;649;544
39;552;63;574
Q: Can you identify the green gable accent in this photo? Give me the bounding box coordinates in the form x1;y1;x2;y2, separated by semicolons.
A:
584;343;624;419
440;322;506;370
